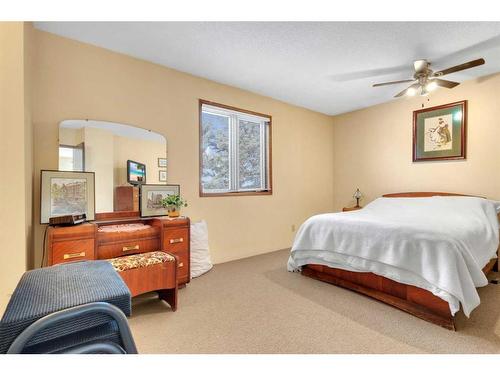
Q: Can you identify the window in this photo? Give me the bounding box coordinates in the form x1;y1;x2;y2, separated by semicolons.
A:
199;100;272;196
59;143;85;172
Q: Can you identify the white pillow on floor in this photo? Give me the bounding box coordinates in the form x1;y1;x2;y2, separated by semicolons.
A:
190;220;213;278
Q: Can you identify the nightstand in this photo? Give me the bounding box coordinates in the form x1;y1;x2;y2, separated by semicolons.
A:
342;206;362;212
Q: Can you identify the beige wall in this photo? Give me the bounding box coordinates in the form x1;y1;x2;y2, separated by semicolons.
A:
0;22;33;314
32;29;335;266
332;73;500;211
24;23;34;274
59;127;83;145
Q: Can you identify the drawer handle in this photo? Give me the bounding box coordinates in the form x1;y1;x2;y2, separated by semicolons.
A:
178;262;184;267
123;245;139;252
169;238;184;244
63;251;86;260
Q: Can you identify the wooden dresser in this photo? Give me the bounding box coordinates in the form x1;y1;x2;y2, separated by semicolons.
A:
46;216;191;287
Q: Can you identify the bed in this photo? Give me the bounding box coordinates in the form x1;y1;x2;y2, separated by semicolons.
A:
288;192;500;330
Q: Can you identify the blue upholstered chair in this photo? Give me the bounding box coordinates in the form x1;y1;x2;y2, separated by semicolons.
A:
0;261;137;354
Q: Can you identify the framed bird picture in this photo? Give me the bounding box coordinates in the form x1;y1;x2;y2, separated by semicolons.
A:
412;100;467;162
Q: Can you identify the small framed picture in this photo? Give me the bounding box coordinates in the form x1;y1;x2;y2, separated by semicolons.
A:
159;170;167;182
158;158;167;168
140;184;180;217
40;170;95;224
413;100;467;162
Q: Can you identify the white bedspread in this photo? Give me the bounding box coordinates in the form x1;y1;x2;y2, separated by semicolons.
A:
288;196;500;316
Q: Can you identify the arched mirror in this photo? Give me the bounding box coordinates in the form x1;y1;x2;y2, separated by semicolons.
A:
58;120;167;214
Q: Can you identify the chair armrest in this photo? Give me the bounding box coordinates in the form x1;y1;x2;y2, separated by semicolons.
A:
7;302;137;354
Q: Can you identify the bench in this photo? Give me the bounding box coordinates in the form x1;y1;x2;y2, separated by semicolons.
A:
107;251;178;311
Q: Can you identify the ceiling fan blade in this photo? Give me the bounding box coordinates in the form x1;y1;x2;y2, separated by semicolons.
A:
372;79;415;87
432;79;460;89
433;58;485;77
330;64;410;82
414;59;428;73
394;83;420;98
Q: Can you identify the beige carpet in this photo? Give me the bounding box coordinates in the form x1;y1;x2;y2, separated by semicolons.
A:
128;249;500;353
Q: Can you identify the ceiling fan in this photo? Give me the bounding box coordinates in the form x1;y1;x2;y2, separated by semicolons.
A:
372;58;485;98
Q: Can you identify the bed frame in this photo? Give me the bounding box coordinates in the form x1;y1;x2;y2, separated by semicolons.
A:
301;192;499;330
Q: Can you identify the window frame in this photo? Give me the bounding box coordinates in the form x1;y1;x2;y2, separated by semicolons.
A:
199;99;273;197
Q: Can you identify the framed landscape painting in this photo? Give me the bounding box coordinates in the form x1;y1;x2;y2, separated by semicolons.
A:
40;170;95;224
140;184;180;217
413;100;467;162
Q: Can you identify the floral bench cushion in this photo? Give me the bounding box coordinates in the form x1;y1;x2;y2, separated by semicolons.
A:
108;251;175;273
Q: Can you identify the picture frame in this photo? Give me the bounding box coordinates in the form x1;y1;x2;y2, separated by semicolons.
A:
140;184;180;218
40;170;95;224
159;170;167;182
157;157;167;168
413;100;467;162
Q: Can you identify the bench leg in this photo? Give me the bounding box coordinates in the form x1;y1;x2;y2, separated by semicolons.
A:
158;288;177;311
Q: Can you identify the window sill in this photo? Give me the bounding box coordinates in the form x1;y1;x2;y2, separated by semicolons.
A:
199;190;272;197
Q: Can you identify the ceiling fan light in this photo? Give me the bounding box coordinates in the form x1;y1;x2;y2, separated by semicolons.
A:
406;87;417;96
426;81;438;91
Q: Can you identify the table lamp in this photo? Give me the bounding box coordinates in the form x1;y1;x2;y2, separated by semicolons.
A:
353;188;362;208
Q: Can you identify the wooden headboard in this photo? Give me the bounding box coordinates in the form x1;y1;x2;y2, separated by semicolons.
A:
383;192;480;198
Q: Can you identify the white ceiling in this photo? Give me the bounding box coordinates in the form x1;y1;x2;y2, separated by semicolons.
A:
35;22;500;115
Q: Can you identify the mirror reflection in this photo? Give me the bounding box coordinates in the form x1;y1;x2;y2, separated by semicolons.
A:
58;120;167;214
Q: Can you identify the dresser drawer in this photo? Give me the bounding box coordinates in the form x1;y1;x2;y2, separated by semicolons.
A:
163;228;189;252
51;239;95;264
171;250;189;283
97;237;160;260
96;225;161;260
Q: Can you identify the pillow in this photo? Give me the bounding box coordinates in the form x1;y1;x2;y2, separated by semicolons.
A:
190;220;213;278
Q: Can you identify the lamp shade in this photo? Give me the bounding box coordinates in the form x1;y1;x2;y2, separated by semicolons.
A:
353;188;362;199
